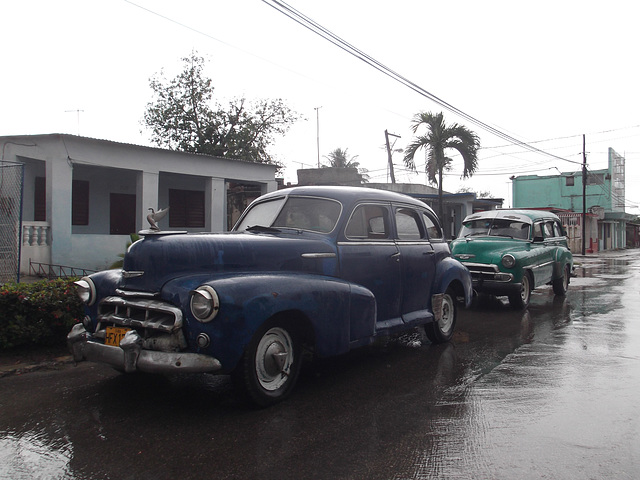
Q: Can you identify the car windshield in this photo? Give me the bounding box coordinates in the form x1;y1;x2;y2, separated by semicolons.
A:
459;218;531;239
235;196;342;234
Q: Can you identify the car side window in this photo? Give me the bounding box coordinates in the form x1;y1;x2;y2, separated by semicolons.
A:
345;204;390;240
533;222;544;240
422;212;443;240
395;208;423;240
553;221;564;237
543;221;554;238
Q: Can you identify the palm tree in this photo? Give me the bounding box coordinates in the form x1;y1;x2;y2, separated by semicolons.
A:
323;148;360;169
403;111;480;223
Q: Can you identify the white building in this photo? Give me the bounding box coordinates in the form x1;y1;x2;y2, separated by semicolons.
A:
0;134;278;279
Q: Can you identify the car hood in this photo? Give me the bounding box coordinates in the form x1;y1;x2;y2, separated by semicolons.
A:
120;231;338;293
450;237;531;264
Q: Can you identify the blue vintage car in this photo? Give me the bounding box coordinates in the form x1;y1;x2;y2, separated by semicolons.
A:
68;186;472;405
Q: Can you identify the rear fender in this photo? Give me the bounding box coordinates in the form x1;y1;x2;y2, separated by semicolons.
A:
433;257;473;308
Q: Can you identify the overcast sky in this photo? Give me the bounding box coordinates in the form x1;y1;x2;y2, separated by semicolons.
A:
2;0;639;210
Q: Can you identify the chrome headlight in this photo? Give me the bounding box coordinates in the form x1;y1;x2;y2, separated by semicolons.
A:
501;254;516;269
190;286;220;322
74;277;96;306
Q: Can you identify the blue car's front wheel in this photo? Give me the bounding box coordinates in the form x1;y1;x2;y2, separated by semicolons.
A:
235;319;303;407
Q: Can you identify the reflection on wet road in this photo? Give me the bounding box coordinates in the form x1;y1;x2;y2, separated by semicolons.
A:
1;252;639;479
402;254;640;479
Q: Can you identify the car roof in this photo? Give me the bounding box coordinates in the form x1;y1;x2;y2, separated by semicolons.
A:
462;209;561;224
256;186;436;213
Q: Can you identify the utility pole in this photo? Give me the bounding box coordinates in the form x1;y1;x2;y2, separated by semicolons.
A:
384;129;400;184
582;134;587;255
314;106;322;168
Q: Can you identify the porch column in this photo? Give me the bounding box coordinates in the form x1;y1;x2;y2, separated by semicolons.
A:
206;177;227;232
47;157;73;265
137;171;159;231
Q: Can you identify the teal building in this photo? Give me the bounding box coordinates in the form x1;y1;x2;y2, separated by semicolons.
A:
512;148;632;252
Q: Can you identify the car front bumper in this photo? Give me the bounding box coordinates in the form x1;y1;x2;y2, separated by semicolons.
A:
472;278;522;296
464;265;522;296
67;323;222;374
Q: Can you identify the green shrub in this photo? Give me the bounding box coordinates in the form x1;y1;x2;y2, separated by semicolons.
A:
0;278;85;350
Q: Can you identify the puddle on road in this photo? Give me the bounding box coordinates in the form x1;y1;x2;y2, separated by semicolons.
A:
0;429;72;480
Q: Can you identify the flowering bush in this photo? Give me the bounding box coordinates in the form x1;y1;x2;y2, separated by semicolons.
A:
0;278;84;350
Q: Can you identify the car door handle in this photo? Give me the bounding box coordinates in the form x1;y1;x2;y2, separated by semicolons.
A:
390;252;401;262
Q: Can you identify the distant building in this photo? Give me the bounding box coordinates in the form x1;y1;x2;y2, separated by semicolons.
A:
0;134;277;280
512;147;634;252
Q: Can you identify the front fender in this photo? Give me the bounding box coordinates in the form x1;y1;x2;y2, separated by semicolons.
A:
163;272;375;373
433;257;473;308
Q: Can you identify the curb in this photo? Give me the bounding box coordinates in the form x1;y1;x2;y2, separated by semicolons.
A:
0;355;74;379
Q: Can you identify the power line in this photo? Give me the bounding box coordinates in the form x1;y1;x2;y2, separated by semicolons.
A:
261;0;584;167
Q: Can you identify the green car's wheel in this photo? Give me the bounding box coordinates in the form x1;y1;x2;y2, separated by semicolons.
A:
553;264;570;295
509;271;532;309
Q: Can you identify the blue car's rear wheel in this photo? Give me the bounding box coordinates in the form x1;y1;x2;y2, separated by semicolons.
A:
425;288;457;343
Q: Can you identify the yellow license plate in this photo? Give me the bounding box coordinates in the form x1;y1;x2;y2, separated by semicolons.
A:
105;326;131;346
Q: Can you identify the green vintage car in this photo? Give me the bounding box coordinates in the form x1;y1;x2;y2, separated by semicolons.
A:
450;209;573;309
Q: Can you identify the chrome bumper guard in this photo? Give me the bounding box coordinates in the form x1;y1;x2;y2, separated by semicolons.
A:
67;323;222;374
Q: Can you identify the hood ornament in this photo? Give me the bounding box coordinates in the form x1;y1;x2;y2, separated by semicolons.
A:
147;207;169;231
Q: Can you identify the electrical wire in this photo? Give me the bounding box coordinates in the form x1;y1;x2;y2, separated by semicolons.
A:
261;0;585;167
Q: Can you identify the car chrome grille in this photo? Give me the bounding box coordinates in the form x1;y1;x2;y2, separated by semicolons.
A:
97;296;183;333
463;263;499;274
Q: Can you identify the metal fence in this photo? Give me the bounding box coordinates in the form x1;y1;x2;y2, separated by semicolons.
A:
0;161;24;283
28;260;96;280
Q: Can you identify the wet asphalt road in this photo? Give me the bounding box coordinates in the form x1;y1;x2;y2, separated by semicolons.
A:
1;251;639;479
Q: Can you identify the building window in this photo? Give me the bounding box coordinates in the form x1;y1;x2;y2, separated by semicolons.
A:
110;193;136;234
169;189;205;228
34;176;46;221
72;180;89;225
565;176;574;186
587;174;604;185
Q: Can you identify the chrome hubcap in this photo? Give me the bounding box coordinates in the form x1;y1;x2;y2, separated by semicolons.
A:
439;294;454;333
255;327;293;391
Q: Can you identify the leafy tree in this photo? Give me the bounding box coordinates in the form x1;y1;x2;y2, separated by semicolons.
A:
143;52;301;169
403;111;480;220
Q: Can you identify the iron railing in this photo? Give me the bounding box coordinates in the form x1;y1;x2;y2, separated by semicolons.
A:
28;260;96;279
